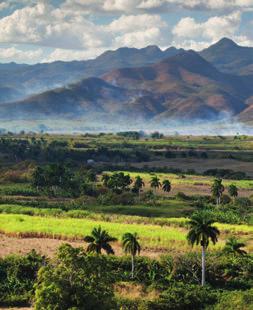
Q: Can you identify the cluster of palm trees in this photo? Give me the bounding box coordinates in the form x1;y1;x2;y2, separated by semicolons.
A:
84;227;141;278
102;173;171;195
134;175;171;194
84;213;247;285
211;178;238;205
150;175;171;194
127;174;171;194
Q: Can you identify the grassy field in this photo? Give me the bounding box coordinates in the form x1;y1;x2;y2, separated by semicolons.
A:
0;133;253;259
0;213;252;253
104;171;253;197
0;213;187;249
118;171;253;189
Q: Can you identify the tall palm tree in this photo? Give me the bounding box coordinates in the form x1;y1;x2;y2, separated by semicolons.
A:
162;179;171;194
211;178;224;205
228;184;238;202
150;176;161;193
223;236;247;256
84;226;117;255
122;232;141;278
187;212;220;286
133;176;145;194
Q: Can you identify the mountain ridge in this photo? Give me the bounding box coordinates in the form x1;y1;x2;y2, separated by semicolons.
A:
1;38;253;124
2;49;252;123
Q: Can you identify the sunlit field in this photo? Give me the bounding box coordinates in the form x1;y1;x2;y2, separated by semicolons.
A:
0;213;252;253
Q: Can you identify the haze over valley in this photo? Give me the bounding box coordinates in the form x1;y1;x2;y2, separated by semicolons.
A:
1;38;253;134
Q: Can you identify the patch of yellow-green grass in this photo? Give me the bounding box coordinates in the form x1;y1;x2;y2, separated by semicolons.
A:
106;171;253;190
0;214;251;252
0;214;187;249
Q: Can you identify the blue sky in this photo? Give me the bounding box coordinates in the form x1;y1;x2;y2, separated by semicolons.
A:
0;0;252;64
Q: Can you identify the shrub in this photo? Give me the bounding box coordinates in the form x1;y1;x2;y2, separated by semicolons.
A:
214;289;253;310
0;250;45;306
148;283;218;310
175;192;191;201
97;191;136;206
220;194;231;205
235;197;252;208
34;244;115;310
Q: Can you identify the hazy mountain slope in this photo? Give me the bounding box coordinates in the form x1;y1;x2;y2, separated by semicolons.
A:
103;51;251;119
0;46;182;104
2;51;252;122
0;77;158;120
200;38;253;75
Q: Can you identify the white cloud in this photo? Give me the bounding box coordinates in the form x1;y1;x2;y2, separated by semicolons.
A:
0;0;251;64
108;14;167;47
172;39;210;51
62;0;253;13
172;11;242;41
43;47;106;63
108;14;165;32
0;2;10;11
0;3;169;51
0;46;43;63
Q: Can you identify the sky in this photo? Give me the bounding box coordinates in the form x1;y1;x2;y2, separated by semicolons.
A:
0;0;252;64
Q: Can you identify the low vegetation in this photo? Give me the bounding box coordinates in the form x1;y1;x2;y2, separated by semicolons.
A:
0;133;252;308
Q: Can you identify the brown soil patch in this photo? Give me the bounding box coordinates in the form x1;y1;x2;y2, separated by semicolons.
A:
0;234;165;259
131;158;253;177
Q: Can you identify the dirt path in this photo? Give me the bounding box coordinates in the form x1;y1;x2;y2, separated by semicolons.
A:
0;234;165;258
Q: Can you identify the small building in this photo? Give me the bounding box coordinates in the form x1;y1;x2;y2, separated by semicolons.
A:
87;159;95;165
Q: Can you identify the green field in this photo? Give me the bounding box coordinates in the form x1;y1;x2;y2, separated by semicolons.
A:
0;213;187;249
115;171;253;190
0;213;252;251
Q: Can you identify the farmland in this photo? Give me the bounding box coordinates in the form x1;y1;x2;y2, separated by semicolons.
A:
0;132;253;309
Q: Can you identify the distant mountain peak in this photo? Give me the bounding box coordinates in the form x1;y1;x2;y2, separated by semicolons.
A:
161;49;211;66
210;37;238;49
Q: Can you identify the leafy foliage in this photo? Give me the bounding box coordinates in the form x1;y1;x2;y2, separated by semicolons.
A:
34;244;115;310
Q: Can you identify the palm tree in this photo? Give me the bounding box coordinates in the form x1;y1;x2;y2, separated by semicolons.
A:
228;184;238;202
133;176;145;194
162;179;171;194
150;176;161;193
122;232;141;278
211;178;224;205
187;212;220;286
84;226;117;255
223;236;247;256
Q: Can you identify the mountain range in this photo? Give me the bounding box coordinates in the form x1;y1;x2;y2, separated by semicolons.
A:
1;38;253;125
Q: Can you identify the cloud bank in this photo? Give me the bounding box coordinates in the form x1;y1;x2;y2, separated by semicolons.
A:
0;0;251;63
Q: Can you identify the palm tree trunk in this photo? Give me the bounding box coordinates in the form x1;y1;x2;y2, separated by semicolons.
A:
201;245;206;286
131;255;134;279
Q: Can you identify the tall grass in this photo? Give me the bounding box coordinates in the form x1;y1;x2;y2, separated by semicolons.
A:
0;214;187;249
0;213;251;251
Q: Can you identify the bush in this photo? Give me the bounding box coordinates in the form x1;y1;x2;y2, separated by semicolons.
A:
214;289;253;310
148;283;218;310
235;197;252;208
0;250;45;306
97;191;136;205
34;244;115;310
191;208;242;224
106;256;171;285
175;192;192;201
172;252;253;288
220;194;231;205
